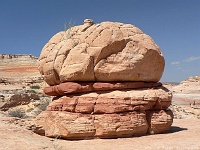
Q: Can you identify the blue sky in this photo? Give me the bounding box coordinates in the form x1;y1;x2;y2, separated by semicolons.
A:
0;0;200;82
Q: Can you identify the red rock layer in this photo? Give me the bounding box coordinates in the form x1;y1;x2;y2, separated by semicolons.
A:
34;85;173;139
44;82;162;96
46;95;171;113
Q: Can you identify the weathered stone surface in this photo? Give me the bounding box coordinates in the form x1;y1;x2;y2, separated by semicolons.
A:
44;81;162;96
34;109;173;139
46;86;172;113
35;19;173;139
147;109;173;134
38;20;165;85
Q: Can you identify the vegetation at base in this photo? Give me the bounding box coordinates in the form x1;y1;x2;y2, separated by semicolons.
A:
64;20;75;39
30;85;41;89
8;108;27;118
26;90;37;94
38;99;51;111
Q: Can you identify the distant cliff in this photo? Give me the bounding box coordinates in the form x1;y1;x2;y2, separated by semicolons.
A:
0;54;38;59
0;54;41;84
0;54;38;65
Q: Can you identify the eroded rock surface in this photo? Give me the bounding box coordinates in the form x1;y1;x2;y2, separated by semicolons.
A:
46;86;172;113
35;19;173;139
38;20;164;85
34;110;173;139
44;81;162;96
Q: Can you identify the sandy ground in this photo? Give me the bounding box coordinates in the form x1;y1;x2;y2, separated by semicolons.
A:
0;112;199;150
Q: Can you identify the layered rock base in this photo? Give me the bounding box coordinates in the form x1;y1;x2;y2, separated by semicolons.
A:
35;110;173;139
34;82;173;139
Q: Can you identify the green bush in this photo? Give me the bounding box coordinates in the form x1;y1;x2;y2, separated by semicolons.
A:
38;99;51;111
8;108;26;118
30;85;40;89
27;90;37;94
64;20;75;39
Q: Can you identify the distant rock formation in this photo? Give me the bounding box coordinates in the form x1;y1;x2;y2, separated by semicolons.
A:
0;54;38;59
0;53;45;111
0;54;41;81
172;76;200;94
181;76;200;84
34;19;173;139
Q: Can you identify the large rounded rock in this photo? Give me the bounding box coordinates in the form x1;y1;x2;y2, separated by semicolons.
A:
38;19;165;85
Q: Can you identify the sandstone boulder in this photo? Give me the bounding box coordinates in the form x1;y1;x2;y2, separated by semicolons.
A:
38;20;165;85
35;19;173;140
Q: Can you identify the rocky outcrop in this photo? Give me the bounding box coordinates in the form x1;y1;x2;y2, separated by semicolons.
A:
172;76;200;94
0;53;37;59
34;19;173;139
0;53;42;88
38;19;164;86
0;93;40;111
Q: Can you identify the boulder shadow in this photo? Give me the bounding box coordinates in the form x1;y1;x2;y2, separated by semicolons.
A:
168;126;188;133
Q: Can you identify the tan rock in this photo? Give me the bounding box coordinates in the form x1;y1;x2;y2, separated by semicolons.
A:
43;81;162;96
147;109;173;134
38;20;165;85
34;110;173;139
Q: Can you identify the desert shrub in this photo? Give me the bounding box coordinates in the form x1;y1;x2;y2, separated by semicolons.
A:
8;108;26;118
30;85;40;89
38;99;51;111
64;20;75;39
26;90;37;94
26;108;34;112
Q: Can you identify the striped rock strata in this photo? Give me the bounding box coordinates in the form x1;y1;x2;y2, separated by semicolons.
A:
34;85;173;139
34;19;173;139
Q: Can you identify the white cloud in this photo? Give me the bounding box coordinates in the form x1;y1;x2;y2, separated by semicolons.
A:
171;61;180;65
171;56;200;66
184;56;200;62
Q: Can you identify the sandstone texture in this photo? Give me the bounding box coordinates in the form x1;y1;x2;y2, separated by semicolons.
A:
43;81;162;96
35;19;173;139
38;19;164;86
46;86;172;113
35;86;173;139
35;110;173;139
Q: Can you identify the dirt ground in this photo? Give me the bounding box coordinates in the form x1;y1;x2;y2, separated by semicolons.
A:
0;112;199;150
